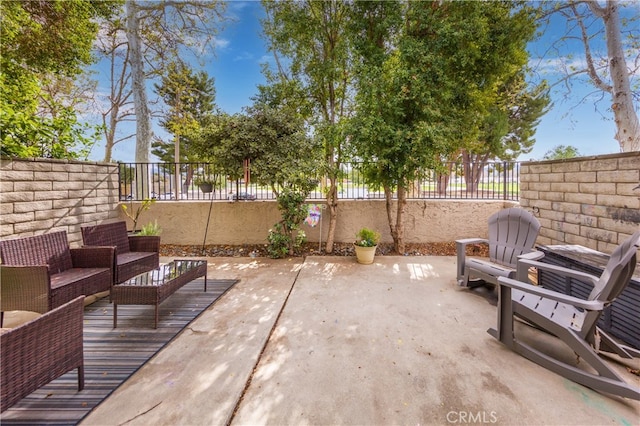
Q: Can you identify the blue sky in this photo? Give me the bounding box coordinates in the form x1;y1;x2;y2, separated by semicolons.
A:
100;1;636;163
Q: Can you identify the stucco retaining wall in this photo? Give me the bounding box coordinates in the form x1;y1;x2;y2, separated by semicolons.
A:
119;199;513;246
519;151;639;253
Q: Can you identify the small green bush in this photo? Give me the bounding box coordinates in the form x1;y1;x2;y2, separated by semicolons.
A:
267;189;309;258
138;220;161;236
355;227;380;247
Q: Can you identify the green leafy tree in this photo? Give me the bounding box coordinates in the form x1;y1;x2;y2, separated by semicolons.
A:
434;3;543;194
151;62;216;194
349;1;425;254
152;62;216;163
0;0;118;159
267;189;309;258
462;74;550;193
193;112;247;182
249;103;319;257
245;102;320;197
349;1;539;253
542;145;581;160
261;0;355;254
194;98;320;256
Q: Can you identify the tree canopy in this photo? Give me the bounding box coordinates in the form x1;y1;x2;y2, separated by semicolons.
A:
152;62;217;163
348;0;539;253
261;0;356;253
543;144;581;160
0;0;119;158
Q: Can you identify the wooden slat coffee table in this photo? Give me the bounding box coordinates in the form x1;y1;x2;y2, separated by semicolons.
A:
112;259;208;328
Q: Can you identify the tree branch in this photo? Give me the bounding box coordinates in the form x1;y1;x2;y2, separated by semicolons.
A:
585;0;606;18
570;2;612;93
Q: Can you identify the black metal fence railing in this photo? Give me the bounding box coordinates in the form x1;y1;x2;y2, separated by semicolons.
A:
118;161;520;202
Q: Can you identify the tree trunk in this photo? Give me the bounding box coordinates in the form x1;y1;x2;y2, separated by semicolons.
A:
586;1;639;152
384;185;396;244
383;184;407;254
462;151;479;195
287;222;295;256
437;173;449;195
103;112;115;162
437;162;453;195
125;0;151;164
324;177;338;253
394;185;407;254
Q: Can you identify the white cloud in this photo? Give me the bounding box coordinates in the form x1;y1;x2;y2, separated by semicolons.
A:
215;37;231;50
233;51;254;62
227;1;251;13
530;49;639;80
530;55;595;76
259;54;276;66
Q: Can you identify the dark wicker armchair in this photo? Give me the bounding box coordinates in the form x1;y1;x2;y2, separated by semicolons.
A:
81;221;160;284
0;231;113;323
1;296;85;412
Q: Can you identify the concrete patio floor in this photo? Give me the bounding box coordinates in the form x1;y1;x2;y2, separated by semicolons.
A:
82;255;639;426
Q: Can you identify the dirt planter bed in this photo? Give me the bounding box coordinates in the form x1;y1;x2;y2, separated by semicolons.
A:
160;241;489;259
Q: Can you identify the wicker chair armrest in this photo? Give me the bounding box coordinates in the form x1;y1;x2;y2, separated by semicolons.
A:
128;235;161;253
0;265;51;313
70;246;115;269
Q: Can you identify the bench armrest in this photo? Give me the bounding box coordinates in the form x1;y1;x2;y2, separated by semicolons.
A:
70;246;115;269
0;265;51;313
1;296;85;411
129;235;160;253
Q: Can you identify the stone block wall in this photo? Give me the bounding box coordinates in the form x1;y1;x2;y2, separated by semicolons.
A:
0;158;120;247
519;152;640;253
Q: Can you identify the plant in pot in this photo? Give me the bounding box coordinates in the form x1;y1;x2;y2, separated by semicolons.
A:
354;227;380;264
193;174;217;193
138;219;162;236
